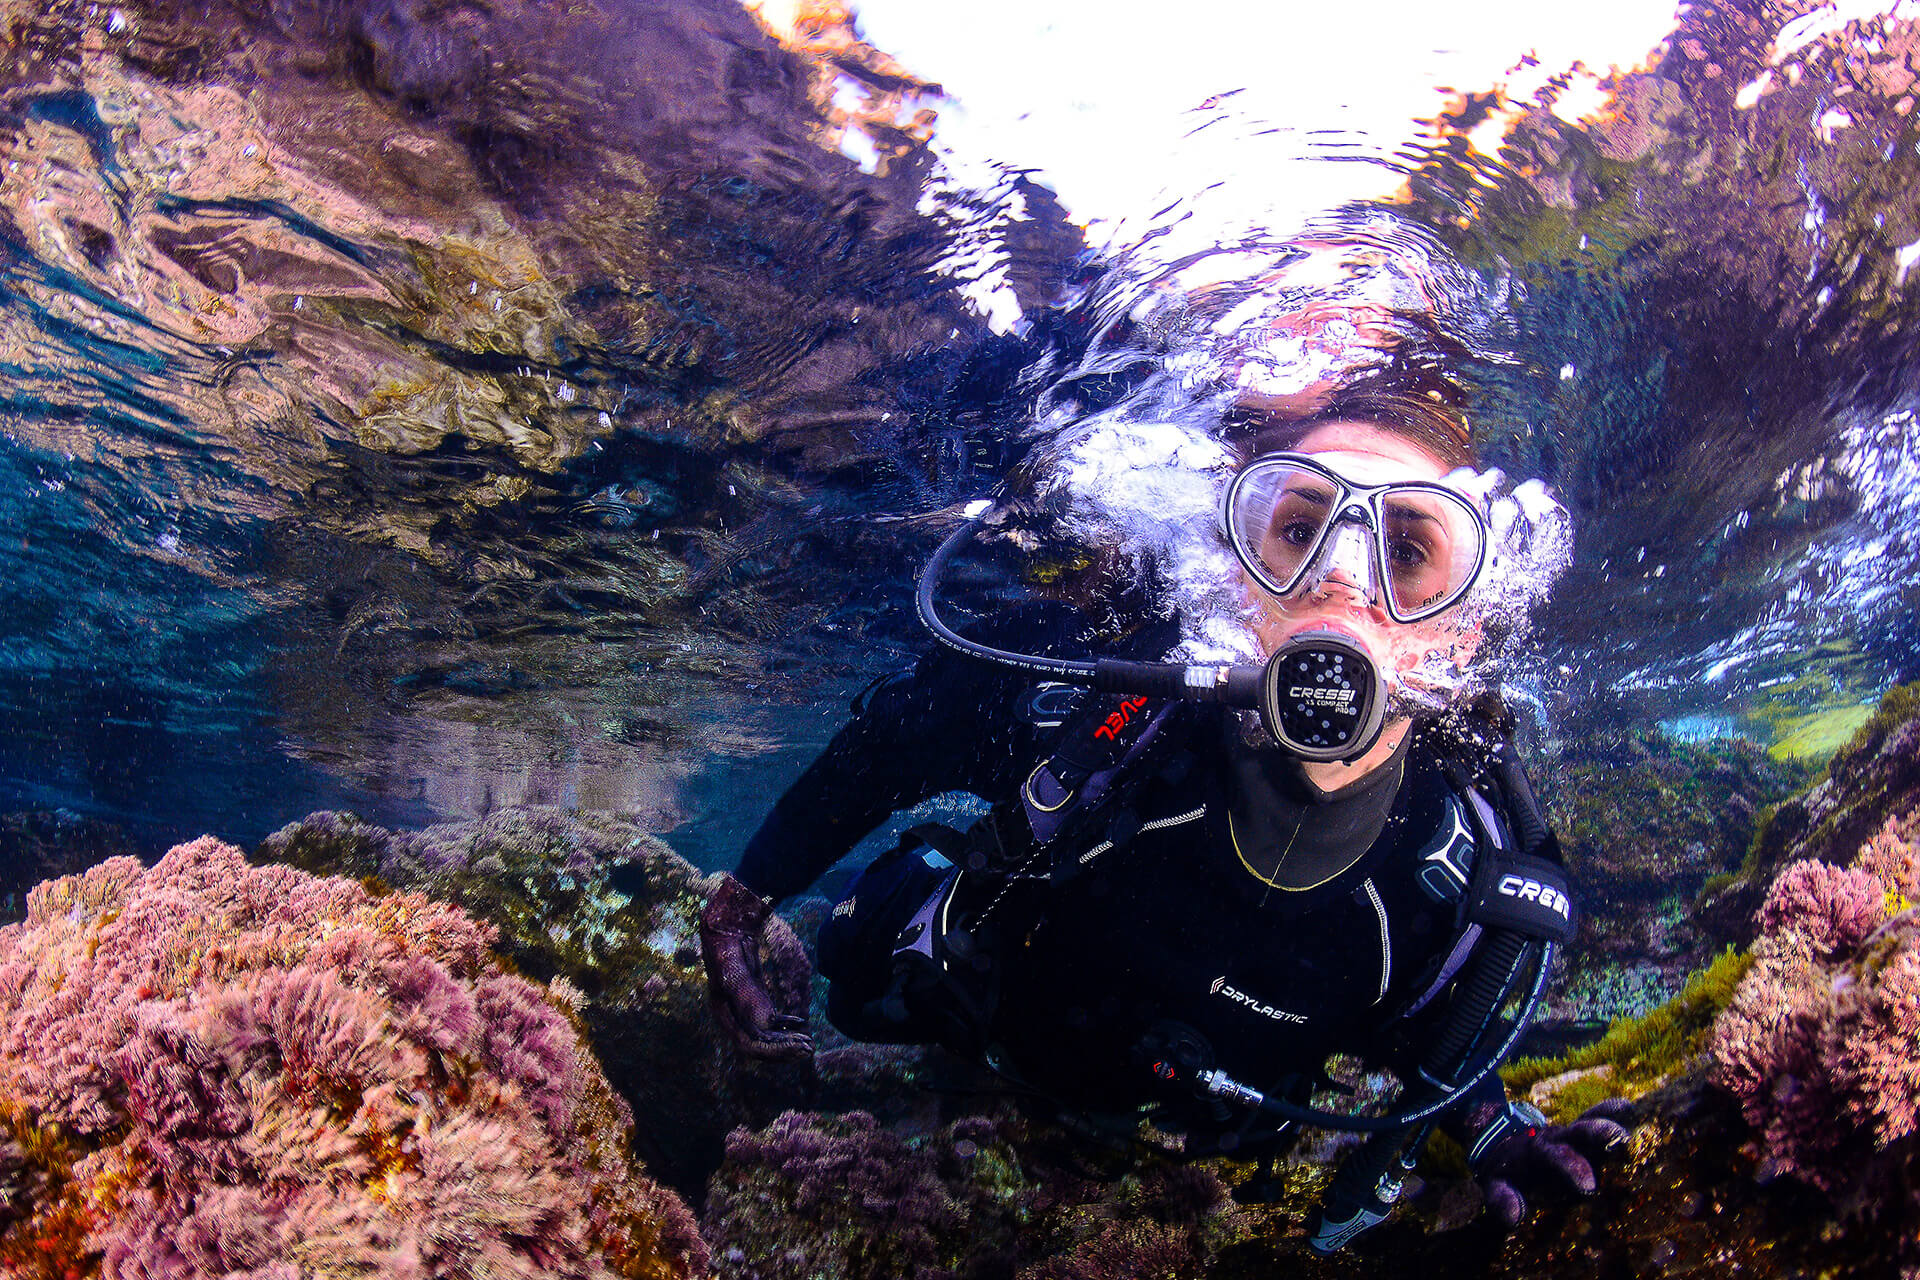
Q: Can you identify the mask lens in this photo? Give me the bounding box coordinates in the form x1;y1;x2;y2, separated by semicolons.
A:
1227;461;1340;596
1378;487;1482;619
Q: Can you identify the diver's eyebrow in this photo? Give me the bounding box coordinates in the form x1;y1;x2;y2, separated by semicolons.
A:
1383;501;1441;525
1279;482;1335;502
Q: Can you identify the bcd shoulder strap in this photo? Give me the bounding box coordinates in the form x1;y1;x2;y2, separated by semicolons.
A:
1462;850;1576;944
1399;739;1577;1020
969;688;1178;872
1461;741;1576;944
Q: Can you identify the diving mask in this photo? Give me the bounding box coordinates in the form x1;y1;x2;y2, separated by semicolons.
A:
1221;452;1489;623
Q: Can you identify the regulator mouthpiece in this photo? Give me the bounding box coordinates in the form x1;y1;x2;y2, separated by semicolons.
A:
1257;631;1387;761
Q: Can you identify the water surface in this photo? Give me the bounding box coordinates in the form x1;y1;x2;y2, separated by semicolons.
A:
0;0;1913;869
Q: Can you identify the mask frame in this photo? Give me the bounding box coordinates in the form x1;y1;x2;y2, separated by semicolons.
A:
1220;452;1490;624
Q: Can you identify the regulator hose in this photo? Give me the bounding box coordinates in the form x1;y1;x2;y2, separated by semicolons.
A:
1193;934;1553;1133
916;516;1264;700
917;515;1382;758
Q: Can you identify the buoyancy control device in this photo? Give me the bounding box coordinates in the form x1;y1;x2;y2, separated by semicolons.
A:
909;513;1577;1250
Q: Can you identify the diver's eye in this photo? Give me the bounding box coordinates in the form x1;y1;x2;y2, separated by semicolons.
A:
1278;519;1320;547
1387;536;1431;569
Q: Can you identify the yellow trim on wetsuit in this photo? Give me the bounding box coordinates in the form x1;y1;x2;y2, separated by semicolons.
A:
1227;757;1405;891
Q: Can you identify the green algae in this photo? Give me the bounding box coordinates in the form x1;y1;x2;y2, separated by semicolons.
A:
1761;702;1879;763
1832;680;1920;773
1719;680;1920;895
1695;866;1740;903
1727;639;1894;763
1503;946;1754;1124
1533;728;1800;1022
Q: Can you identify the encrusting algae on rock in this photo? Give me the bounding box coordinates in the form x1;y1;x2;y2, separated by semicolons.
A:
1709;810;1920;1260
702;1108;1250;1280
0;835;708;1279
1533;729;1804;1023
257;807;815;1196
1697;680;1920;945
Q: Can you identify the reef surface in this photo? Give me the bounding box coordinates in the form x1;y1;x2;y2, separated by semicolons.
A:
0;835;708;1277
4;683;1916;1275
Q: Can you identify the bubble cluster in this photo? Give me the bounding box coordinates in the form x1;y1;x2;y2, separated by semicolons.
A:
1013;214;1575;713
1034;408;1254;664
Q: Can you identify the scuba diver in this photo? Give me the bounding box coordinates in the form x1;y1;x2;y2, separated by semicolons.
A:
700;382;1629;1247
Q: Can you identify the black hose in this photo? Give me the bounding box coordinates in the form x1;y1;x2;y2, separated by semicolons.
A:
1227;937;1553;1133
918;517;1265;708
1422;930;1531;1082
1493;748;1555;858
916;518;1101;681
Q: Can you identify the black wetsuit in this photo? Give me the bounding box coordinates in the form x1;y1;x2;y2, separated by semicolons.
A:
735;606;1517;1117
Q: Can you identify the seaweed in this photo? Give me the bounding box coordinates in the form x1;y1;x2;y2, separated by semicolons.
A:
1503;946;1754;1123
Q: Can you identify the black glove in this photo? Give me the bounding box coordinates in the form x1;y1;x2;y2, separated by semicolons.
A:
698;874;814;1062
1464;1097;1633;1227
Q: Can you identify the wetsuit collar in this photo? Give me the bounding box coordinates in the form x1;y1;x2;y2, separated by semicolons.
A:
1224;722;1413;891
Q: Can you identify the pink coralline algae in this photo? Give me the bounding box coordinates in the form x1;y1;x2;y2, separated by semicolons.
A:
0;836;708;1280
1711;813;1920;1219
1749;858;1888;959
703;1108;1244;1280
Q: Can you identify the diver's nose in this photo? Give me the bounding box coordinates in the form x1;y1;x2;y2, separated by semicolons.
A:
1307;522;1377;606
1312;566;1374;609
1318;564;1367;595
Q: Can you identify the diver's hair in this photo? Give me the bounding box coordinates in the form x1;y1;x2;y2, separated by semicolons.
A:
1232;382;1478;470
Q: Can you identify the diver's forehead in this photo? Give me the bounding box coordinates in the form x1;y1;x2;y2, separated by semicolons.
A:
1295;449;1445;486
1287;420;1451;483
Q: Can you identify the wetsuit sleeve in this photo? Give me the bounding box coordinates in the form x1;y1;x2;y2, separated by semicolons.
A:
731;603;1088;903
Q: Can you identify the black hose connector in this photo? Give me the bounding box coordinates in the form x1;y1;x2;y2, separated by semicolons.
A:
1089;658;1252;703
1493;748;1556;860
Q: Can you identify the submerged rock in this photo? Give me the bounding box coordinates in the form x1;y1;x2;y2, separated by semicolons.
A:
1700;682;1920;943
1531;730;1806;1022
258;807;814;1195
0;809;139;924
703;1108;1250;1280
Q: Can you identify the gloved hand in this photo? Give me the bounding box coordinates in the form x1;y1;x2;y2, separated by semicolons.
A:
1464;1097;1633;1227
698;874;814;1062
